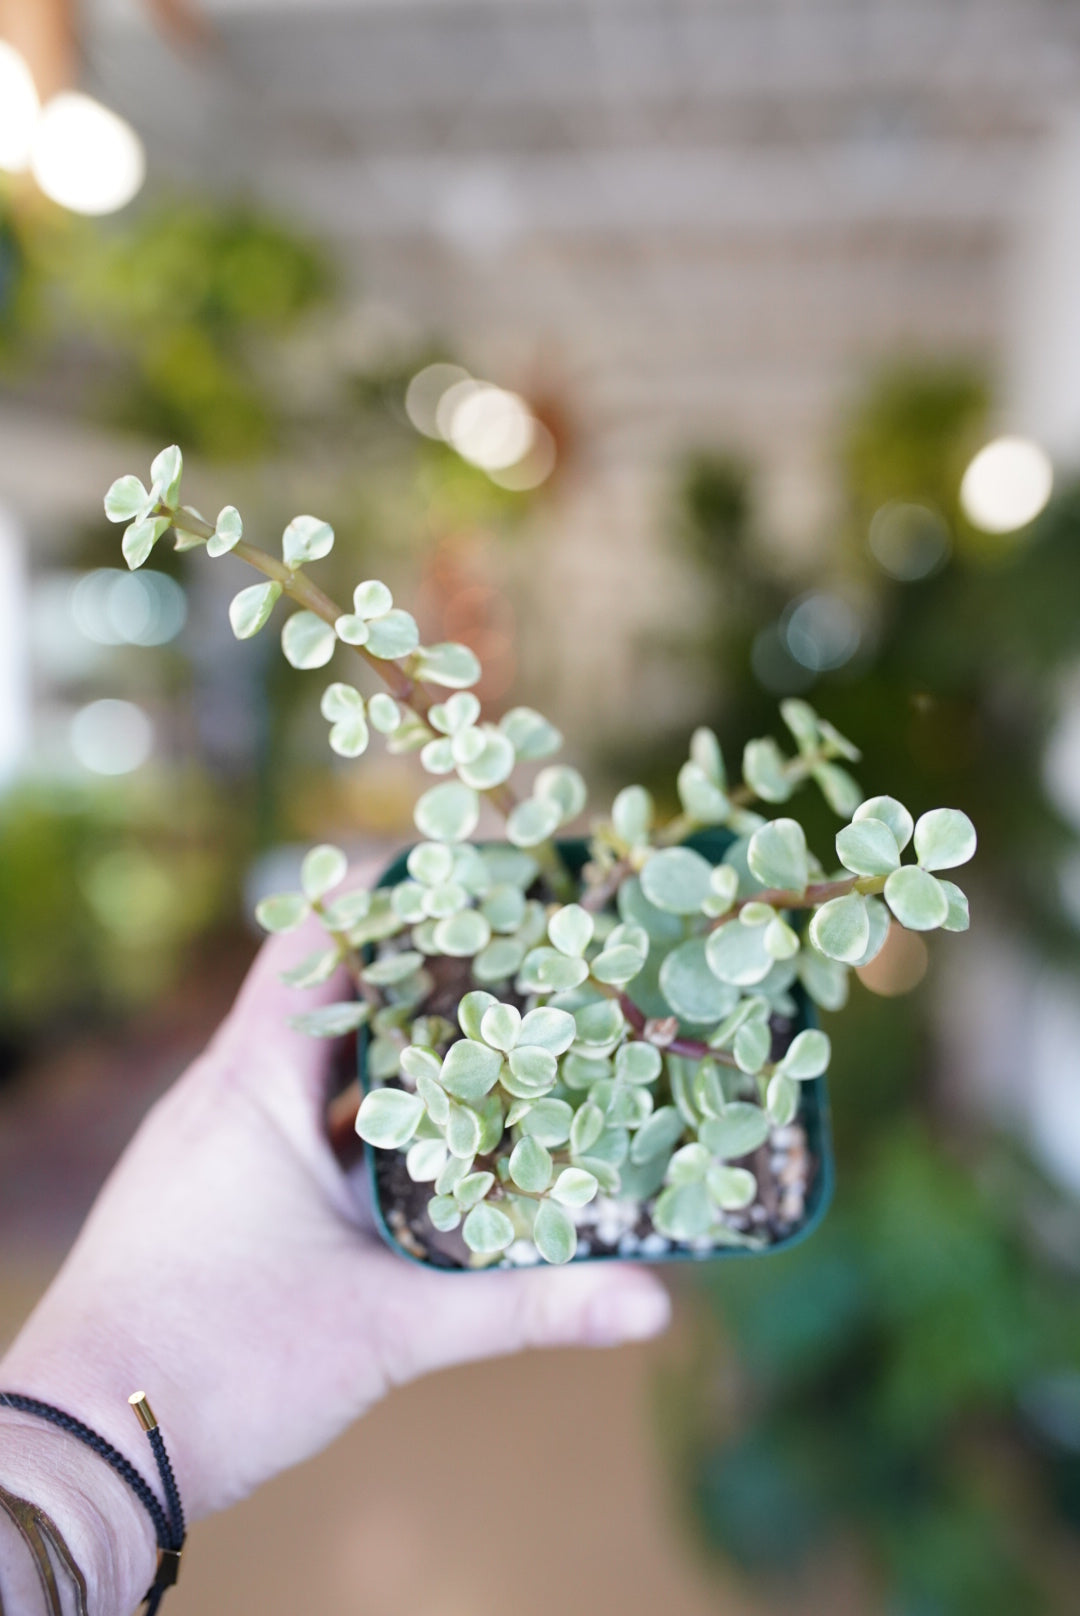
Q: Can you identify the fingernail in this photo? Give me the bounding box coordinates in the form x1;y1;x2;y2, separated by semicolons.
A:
586;1285;671;1346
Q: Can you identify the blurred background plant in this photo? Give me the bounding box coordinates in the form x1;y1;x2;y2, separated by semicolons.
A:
2;3;1080;1614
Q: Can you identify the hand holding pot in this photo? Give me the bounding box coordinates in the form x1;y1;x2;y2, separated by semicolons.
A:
0;916;671;1613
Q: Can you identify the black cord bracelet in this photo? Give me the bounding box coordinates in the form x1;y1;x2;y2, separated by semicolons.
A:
0;1390;186;1614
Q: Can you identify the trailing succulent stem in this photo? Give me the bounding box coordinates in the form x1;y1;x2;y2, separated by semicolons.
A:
104;446;977;1268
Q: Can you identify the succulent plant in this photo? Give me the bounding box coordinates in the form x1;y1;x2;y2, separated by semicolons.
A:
103;447;977;1267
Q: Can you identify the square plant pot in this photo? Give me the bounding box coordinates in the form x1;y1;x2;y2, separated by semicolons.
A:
359;832;835;1271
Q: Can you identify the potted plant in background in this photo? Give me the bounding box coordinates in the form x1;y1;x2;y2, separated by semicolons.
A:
101;445;977;1269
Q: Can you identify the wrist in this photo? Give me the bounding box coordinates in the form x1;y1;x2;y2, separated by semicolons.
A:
0;1406;158;1616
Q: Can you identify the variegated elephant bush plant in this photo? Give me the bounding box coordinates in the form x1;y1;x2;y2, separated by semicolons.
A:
104;447;977;1268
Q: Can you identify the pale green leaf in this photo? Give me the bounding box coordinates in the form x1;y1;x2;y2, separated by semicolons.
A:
835;816;900;877
480;1002;521;1052
498;706;562;760
414;781;480;843
279;946;340;989
691;727;725;785
440;1038;503;1103
122;516;169;570
150;445;183;505
630;1106;685;1164
913;808;977;871
320;682;364;721
855;795;913;851
462;1202;514;1254
853;895;891;966
229;580;282;639
939;880;971;932
742;737;792;803
519;1005;577;1053
699;1103;770;1159
747;818;809;894
454;1170;496;1210
430;692;481;734
797;948;850;1012
334;614;369;646
432;909;491;957
813;762;862;818
779;698;819;754
533;1198;577;1264
509;1136;553;1192
301;843;347;900
766;1071;799;1126
104;474;150;523
653;1181;712;1240
282;514;334;565
614;1042;663;1084
535;765;587;822
641;846;714;914
612;785;654;844
809;893;870;963
255;891;308;932
777;1027;831;1080
570;1102;605;1155
473;937;527;983
733;1018;770;1074
764;916;800;960
428;1195;462;1232
446;1100;482;1159
353;580;393;618
356;1088;424;1148
413;642;481;689
884;866;949;930
549;1167;598;1207
503;1046;558;1098
207;504;242;557
590;944;646;986
368;693;401;733
458;990;497;1040
363;610;418;660
362;951;424;986
548;903;594;957
520;1098;574;1147
406;1139;448;1182
457;728;516;790
704;921;775;987
506;796;561;848
292;1001;369;1037
330;716;369;757
706;1165;757;1210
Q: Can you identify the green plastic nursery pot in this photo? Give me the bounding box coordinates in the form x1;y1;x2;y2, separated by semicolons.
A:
359;832;835;1271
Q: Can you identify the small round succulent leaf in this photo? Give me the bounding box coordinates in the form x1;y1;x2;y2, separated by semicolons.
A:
322;890;372;929
419;737;455;775
677;761;728;823
884;866;949;931
766;1071;799;1126
747;818;809;894
406;843;453;886
549;1168;599;1208
704;922;775;987
532;1199;577;1264
432;909;492;957
692;1060;728;1120
279;947;340;989
400;1044;442;1084
653;1181;712;1240
292;1002;369;1038
520;1098;574;1147
666;1142;711;1185
122;516;169;570
590;944;646;986
413;642;481;688
282;514;334;565
366;610;420;660
561;1053;611;1091
330;716;369;757
913;808;977;871
706;1165;757;1211
320;682;364;721
615;1042;663;1085
939;880;971;932
629;1106;685;1165
435;1154;471;1195
572;1000;626;1048
356;1089;424;1149
391;882;427;924
777;1027;831;1080
255;891;308;932
440;1038;503;1103
835;817;900;877
570;1102;605;1156
334;614;370;646
406;1139;448;1182
415;1073;450;1127
457;729;515;790
703;864;740;915
813;762;862;818
797;949;850;1013
809;893;870;964
742;737;792;803
505;1045;559;1094
764;917;800;960
519;1006;577;1054
368;693;401;734
433;692;481;734
446;1101;483;1159
104;474;151;524
480;884;526;934
640;847;714;915
458;990;497;1040
462;1202;515;1255
480;1002;521;1053
659;938;740;1021
733;1018;770;1074
528;948;590;991
779;698;819;754
362;951;425;987
535;765;587;822
690;727;725;785
612;785;654;844
301;843;348;900
450;726;485;766
854;795;913;851
852;896;891;966
428;1195;462;1233
509;1136;553;1193
353;579;393;618
229;580;282;640
617;876;683;945
507;796;561;849
207;505;243;557
699;1103;770;1160
415;781;480;844
454;1170;496;1210
282;610;336;670
498;706;562;760
473;937;527;983
421;881;469;919
548;903;594;958
817;718;861;762
150;445;183;505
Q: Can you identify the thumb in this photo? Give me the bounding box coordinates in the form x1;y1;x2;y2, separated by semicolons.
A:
365;1251;672;1386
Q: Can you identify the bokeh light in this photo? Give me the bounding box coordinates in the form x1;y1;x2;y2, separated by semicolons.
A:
70;699;154;775
71;569;187;648
868;500;951;580
404;363;471;438
0;41;39;173
31;92;145;216
959;435;1053;533
781;592;861;673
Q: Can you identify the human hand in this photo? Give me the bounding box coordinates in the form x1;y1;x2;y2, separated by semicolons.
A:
0;912;671;1607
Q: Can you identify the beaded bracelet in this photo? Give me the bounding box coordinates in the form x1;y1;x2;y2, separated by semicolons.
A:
0;1392;185;1615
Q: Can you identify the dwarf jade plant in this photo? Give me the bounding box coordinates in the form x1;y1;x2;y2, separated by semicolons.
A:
104;446;977;1267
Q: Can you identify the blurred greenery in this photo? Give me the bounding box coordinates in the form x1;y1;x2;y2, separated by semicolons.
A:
650;369;1080;1613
